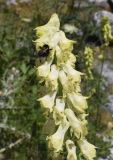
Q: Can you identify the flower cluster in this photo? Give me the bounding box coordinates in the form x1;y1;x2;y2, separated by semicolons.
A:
101;16;113;46
35;14;96;160
84;47;94;80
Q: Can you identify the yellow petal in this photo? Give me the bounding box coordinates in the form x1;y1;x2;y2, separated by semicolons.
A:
65;108;83;139
59;31;75;52
78;139;96;160
67;92;88;114
63;64;83;83
38;91;56;112
49;31;61;48
66;140;77;160
55;37;76;68
37;61;52;78
35;14;60;37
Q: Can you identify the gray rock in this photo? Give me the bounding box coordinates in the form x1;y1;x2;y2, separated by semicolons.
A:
94;10;113;27
89;0;111;11
89;0;107;3
74;1;89;8
74;0;109;9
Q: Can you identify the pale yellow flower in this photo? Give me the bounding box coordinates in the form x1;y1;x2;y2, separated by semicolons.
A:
66;140;77;160
59;70;78;94
37;61;52;79
54;32;76;68
67;92;88;114
38;91;56;112
78;139;96;160
65;108;83;139
35;14;60;37
59;31;75;52
47;119;69;152
63;64;83;83
56;52;76;69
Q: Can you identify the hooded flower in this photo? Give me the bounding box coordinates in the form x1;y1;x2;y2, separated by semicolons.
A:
55;45;76;68
53;98;65;125
47;118;69;152
35;14;60;38
58;70;75;94
78;139;96;160
37;61;52;79
38;91;56;112
35;14;61;61
59;31;75;52
67;92;88;114
56;51;76;68
65;108;84;139
63;64;83;83
54;31;76;68
66;140;77;160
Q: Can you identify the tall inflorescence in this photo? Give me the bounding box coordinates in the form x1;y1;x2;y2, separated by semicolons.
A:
34;14;96;160
84;47;94;80
101;16;113;46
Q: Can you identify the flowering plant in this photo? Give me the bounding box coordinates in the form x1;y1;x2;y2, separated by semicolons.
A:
35;14;96;160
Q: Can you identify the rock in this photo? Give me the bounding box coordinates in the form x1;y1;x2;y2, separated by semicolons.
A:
89;0;108;5
89;0;107;2
74;1;89;8
75;0;113;13
94;10;113;31
89;0;113;12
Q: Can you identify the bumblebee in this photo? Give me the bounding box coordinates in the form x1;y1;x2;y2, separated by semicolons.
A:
34;44;51;58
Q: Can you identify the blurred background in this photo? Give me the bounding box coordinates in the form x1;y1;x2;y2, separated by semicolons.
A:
0;0;113;159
